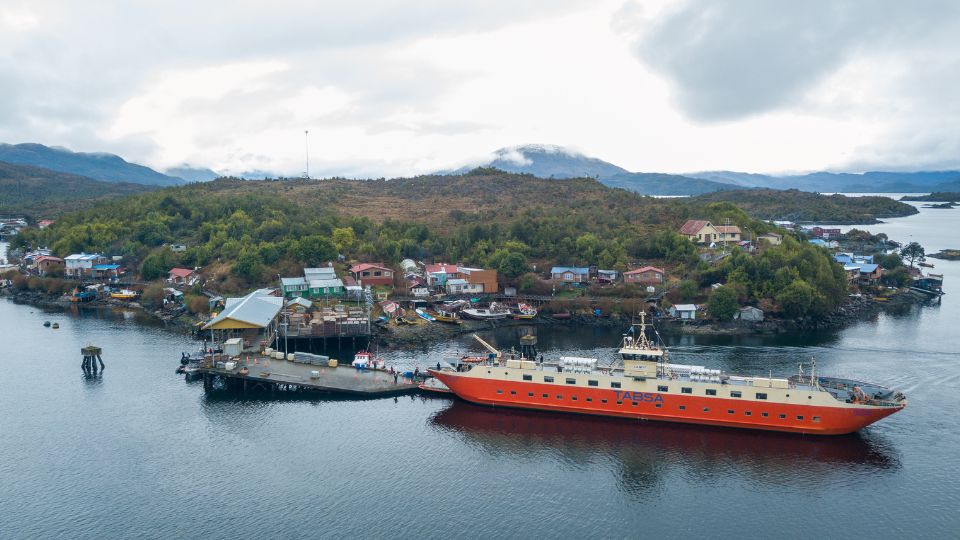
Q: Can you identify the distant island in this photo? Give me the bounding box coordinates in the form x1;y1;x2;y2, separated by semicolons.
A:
689;188;918;224
900;192;960;202
929;249;960;260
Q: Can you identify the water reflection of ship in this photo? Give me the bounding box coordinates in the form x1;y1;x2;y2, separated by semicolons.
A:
430;400;899;494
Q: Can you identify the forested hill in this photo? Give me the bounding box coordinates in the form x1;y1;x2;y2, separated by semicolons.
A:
14;171;776;280
16;171;863;316
691;189;918;223
0;161;155;218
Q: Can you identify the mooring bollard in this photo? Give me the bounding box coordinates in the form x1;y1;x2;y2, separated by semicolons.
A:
81;346;104;373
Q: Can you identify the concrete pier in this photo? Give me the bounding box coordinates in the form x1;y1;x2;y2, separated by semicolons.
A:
197;355;418;397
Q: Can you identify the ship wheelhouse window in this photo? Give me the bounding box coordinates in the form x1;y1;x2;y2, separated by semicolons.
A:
756;393;768;400
796;415;804;421
571;396;578;401
745;411;752;416
566;378;576;385
510;390;517;395
658;385;669;392
812;416;821;422
588;380;598;387
778;414;786;419
497;390;503;394
522;374;532;381
556;395;563;399
706;389;717;396
601;399;608;404
586;398;592;402
611;382;622;389
528;392;534;397
727;409;734;414
761;412;769;417
682;387;693;394
679;405;686;411
731;391;742;398
542;393;549;398
544;376;554;383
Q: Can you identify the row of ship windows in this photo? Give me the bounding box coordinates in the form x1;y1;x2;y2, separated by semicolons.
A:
495;389;821;422
516;373;775;400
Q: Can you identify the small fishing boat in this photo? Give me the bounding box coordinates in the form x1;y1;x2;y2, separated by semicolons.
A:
110;289;139;300
415;308;436;322
419;378;453;394
919;262;935;268
428;310;462;324
52;323;59;329
43;321;51;327
511;303;538;320
352;351;385;370
461;308;508;320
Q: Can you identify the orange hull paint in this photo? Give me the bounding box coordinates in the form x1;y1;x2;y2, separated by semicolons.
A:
431;371;901;436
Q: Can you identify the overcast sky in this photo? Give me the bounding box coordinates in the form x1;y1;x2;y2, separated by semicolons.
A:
2;0;959;177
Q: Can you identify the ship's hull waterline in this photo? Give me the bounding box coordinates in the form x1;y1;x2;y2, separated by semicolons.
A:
430;371;903;435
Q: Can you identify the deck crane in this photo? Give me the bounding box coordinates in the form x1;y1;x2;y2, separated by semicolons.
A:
472;334;501;361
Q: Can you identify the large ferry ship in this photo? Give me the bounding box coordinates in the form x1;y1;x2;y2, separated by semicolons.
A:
429;315;907;435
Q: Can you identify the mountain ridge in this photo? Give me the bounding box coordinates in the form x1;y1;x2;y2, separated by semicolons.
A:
447;144;734;196
0;143;185;187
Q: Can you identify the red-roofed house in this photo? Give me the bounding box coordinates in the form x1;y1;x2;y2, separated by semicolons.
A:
37;220;56;229
168;267;196;285
623;266;665;286
34;255;64;275
349;263;394;287
679;220;719;243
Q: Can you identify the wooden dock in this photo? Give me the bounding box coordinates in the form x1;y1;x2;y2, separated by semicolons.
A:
196;355;419;397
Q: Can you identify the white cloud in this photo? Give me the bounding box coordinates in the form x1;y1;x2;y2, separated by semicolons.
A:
1;0;959;176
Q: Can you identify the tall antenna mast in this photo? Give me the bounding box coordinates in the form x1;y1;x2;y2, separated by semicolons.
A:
304;130;310;179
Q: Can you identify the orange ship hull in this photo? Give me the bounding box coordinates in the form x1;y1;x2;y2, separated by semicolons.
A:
430;371;902;436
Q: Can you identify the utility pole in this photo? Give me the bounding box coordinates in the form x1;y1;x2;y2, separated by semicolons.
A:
304;130;310;179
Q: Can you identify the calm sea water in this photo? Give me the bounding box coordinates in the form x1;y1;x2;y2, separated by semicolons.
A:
2;202;959;539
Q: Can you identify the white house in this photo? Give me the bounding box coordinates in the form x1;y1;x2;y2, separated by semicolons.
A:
64;253;105;277
446;278;483;295
669;304;698;320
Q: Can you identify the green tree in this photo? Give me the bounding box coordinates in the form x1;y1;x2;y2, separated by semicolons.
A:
140;250;174;281
332;227;356;253
231;249;263;281
900;242;925;267
295;235;337;266
707;286;738;320
498;252;528;278
677;280;698;302
776;279;816;318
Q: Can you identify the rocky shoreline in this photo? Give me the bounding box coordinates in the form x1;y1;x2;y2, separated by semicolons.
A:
1;288;199;333
3;286;931;346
